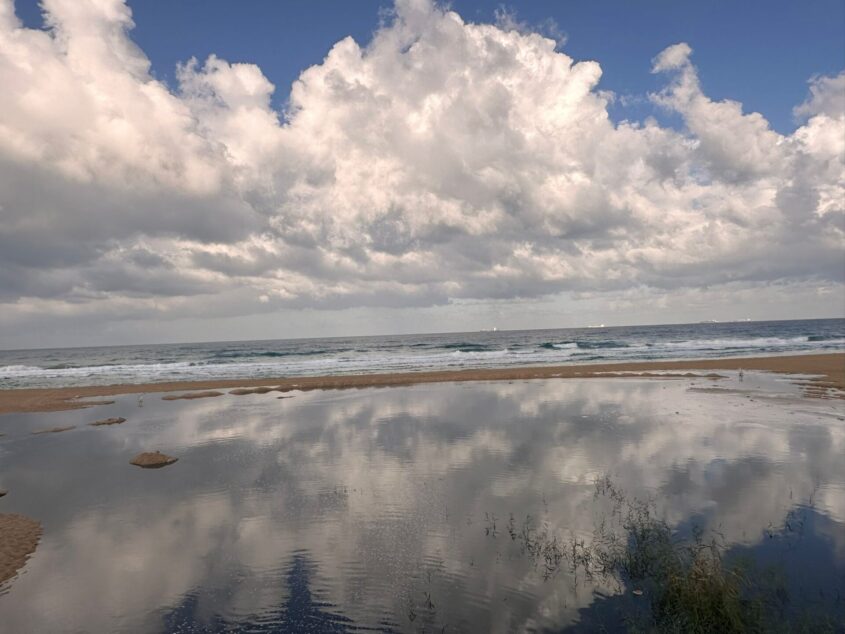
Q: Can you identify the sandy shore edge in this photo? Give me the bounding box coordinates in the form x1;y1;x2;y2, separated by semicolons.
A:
0;352;841;415
0;514;42;586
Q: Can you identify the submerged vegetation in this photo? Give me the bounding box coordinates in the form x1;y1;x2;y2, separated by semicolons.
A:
587;477;790;633
485;476;843;633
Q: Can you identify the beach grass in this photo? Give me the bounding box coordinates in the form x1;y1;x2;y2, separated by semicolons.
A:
587;477;841;633
491;476;842;632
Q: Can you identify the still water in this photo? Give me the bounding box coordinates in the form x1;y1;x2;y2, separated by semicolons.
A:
0;374;843;631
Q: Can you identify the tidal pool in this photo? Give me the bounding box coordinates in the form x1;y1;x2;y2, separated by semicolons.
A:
0;373;843;632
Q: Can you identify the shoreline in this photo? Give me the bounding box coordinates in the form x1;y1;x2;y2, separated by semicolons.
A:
0;352;842;415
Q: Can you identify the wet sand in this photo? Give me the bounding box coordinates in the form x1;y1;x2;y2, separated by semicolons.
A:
130;451;178;469
161;391;224;401
89;417;126;427
30;425;76;435
0;352;841;415
0;514;42;585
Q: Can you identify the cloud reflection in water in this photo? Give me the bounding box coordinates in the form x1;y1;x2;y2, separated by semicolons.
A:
0;376;842;631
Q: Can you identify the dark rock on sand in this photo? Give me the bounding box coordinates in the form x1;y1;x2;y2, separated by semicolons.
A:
90;417;127;427
31;425;75;435
0;514;42;585
0;490;7;497
161;391;224;401
130;451;178;468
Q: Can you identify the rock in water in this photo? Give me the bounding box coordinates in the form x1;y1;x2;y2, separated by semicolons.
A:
130;451;178;468
90;417;127;426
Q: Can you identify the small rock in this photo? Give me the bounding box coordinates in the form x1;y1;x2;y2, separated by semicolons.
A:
0;490;7;497
130;451;178;468
633;589;644;596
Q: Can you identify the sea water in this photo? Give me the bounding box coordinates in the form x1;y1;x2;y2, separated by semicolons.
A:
0;318;842;389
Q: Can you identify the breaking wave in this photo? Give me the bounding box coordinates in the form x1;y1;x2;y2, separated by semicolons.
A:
1;320;842;388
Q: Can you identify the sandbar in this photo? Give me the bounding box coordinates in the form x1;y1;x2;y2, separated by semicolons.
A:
0;353;841;415
130;451;178;468
31;425;75;435
0;514;42;585
161;391;224;401
90;417;127;427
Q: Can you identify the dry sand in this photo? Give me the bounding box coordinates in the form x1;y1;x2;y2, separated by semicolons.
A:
0;514;42;585
0;353;841;415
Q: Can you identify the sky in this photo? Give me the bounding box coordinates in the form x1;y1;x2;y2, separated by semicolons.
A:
0;0;843;348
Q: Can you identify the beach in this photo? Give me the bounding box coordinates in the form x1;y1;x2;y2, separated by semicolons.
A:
1;0;842;627
0;352;841;415
0;359;843;631
1;328;844;631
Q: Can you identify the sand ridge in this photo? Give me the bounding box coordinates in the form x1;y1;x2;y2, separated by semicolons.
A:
0;353;841;415
161;391;224;401
229;386;276;395
90;417;126;426
31;425;75;435
130;451;178;468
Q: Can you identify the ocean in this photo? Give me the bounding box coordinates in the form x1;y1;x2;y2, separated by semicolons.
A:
1;318;842;389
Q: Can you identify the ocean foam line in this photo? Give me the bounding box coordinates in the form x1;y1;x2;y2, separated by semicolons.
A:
1;334;844;388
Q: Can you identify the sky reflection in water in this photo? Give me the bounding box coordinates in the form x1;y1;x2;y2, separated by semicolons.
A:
0;374;843;632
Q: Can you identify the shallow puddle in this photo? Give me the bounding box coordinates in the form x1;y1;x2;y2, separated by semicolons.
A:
0;376;843;631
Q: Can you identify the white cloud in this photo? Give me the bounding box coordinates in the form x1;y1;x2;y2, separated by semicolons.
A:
0;0;842;341
651;41;692;72
794;72;845;119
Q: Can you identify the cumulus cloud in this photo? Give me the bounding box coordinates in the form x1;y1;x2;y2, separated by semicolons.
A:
0;0;842;336
794;72;845;119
